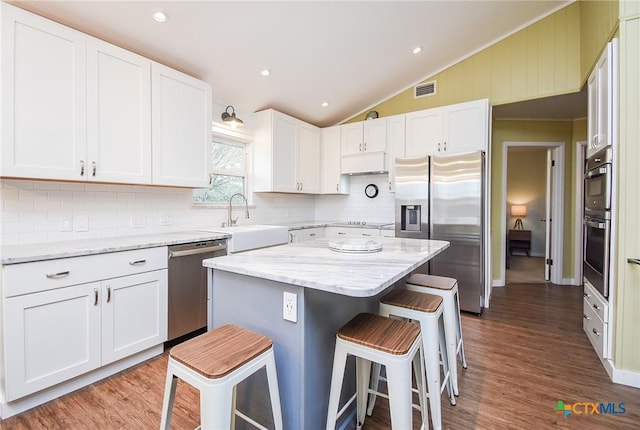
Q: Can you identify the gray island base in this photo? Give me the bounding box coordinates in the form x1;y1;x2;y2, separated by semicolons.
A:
204;237;449;429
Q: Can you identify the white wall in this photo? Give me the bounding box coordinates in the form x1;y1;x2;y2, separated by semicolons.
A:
0;174;395;246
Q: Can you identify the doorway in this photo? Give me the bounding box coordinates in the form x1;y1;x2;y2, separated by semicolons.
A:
500;142;565;285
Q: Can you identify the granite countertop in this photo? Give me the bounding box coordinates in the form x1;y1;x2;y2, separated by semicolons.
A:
203;237;449;297
0;231;230;265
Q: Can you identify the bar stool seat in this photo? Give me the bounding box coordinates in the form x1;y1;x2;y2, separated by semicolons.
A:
160;324;283;430
368;289;454;430
406;273;468;396
326;313;428;430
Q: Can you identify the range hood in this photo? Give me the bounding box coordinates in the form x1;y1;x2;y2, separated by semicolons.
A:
341;151;387;175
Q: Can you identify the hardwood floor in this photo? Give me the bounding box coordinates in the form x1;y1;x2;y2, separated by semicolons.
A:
1;283;638;429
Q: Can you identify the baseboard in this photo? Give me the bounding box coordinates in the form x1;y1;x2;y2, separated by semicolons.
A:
561;277;582;286
612;365;640;388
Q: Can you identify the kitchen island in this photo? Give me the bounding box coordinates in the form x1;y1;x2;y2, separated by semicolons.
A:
203;237;449;429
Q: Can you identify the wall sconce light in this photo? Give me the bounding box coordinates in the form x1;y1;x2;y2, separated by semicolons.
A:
221;105;244;128
511;205;527;230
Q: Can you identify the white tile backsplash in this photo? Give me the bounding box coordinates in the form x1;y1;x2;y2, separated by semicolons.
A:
0;174;395;246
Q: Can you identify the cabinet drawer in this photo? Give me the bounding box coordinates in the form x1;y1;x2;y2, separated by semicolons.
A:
583;298;606;358
3;247;167;297
583;282;608;322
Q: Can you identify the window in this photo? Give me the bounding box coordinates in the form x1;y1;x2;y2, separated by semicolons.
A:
193;133;249;204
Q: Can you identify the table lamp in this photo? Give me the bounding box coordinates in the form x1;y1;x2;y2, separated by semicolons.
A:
511;205;527;230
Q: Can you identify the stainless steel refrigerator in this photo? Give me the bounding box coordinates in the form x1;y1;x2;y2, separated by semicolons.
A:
395;151;485;314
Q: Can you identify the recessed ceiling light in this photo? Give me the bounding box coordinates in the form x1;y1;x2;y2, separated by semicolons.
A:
321;102;329;107
260;69;270;77
152;11;168;23
412;46;422;54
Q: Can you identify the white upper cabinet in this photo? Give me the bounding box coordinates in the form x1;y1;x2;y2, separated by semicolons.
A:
253;109;321;194
298;123;321;193
405;99;489;156
1;4;87;180
320;126;349;194
1;3;211;187
340;117;388;174
587;39;617;158
385;114;406;192
87;38;152;184
151;63;212;187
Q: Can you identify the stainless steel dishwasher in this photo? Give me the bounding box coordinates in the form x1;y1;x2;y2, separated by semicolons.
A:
167;240;227;342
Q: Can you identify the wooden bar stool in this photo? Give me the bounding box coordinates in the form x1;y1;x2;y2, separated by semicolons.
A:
160;324;283;430
406;273;468;396
326;313;428;430
367;289;454;430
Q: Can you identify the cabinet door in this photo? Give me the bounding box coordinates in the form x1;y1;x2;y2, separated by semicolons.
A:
320;126;348;194
102;270;168;364
363;117;387;152
87;38;152;184
1;4;87;180
341;123;364;155
405;108;442;157
5;283;101;401
386;114;406;192
587;68;599;157
272;112;299;192
151;63;211;187
444;99;488;154
298;123;321;193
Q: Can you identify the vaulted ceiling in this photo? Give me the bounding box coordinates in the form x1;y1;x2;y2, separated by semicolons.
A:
11;0;576;127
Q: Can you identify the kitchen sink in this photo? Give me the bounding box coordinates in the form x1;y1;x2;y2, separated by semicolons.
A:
197;224;289;253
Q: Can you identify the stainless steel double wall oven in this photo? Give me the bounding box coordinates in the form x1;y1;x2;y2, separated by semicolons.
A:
583;147;612;297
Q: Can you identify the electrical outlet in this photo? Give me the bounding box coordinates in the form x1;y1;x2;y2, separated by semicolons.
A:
283;291;297;322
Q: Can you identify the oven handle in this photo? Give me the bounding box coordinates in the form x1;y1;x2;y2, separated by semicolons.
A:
585;219;606;229
627;258;640;266
585;167;608;178
169;243;227;258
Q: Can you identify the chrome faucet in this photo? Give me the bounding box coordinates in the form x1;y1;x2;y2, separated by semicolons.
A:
228;193;249;227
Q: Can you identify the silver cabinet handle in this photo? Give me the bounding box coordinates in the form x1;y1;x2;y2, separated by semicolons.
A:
592;328;601;336
359;143;362;152
336;184;339;191
338;232;346;235
628;258;640;265
309;233;316;237
583;292;590;298
80;160;85;176
289;233;294;243
363;142;367;151
92;161;97;177
46;270;70;279
593;303;600;310
129;259;146;266
583;314;590;320
94;288;98;306
362;233;372;237
106;286;111;303
300;182;303;191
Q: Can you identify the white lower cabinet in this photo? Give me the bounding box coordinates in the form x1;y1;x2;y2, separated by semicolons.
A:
289;227;325;243
325;226;380;238
2;248;168;402
582;281;609;359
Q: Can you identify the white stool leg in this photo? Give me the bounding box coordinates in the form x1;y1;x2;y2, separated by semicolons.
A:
366;363;382;416
438;312;456;405
326;341;348;430
356;357;372;430
454;290;468;369
412;345;429;430
421;317;443;430
200;385;233;430
265;351;284;430
159;367;178;430
385;359;413;429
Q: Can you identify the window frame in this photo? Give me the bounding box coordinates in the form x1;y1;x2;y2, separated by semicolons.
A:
193;124;253;207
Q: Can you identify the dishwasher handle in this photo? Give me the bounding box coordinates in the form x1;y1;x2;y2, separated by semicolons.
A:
168;243;227;258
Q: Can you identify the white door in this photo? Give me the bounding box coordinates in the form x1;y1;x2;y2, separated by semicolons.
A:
298;123;321;193
151;63;211;187
545;150;553;281
1;5;87;180
272;113;299;192
363;117;387;152
102;270;168;364
340;123;364;155
405;108;442;156
87;38;152;184
5;283;102;401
